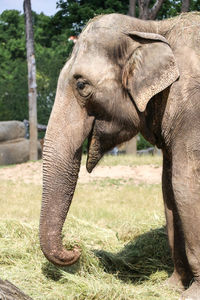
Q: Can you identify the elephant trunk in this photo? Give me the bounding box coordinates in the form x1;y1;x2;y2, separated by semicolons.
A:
39;140;82;266
39;77;94;266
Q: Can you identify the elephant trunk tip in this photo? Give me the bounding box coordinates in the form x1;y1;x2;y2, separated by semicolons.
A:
40;240;81;266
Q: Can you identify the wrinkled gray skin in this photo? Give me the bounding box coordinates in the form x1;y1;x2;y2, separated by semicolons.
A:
40;12;200;299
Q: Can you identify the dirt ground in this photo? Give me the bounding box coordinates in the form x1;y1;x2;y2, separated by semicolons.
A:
0;160;162;185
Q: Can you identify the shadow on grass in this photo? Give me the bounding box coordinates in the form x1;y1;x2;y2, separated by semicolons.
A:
94;226;173;283
42;227;173;283
42;259;80;281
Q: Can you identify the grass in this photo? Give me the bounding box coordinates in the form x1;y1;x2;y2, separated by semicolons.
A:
0;155;180;299
81;154;162;167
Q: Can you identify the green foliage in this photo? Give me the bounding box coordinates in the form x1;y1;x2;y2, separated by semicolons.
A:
190;0;200;11
0;10;73;124
0;1;130;125
137;134;153;150
157;0;200;19
54;0;129;34
35;41;73;125
0;10;28;121
0;2;198;137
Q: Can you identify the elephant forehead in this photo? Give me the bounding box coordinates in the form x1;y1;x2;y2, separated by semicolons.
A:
70;54;117;84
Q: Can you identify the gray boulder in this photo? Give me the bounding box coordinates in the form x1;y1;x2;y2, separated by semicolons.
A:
0;121;26;142
0;138;41;165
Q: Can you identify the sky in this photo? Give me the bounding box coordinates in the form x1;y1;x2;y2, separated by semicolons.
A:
0;0;59;16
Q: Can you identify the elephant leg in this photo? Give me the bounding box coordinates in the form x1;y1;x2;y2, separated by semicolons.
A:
162;154;192;290
172;150;200;300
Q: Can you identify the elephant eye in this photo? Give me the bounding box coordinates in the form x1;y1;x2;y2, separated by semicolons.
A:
77;81;85;90
76;79;92;98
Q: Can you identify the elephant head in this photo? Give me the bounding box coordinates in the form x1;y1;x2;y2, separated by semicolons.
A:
40;14;179;266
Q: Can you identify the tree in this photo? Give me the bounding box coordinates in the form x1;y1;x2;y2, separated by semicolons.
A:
0;9;73;128
54;0;129;35
55;0;196;31
128;0;194;20
0;0;198;142
138;0;165;19
24;0;38;160
128;0;136;17
181;0;190;12
0;10;28;121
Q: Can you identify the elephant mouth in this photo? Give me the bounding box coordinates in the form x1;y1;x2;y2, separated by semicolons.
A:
86;119;121;173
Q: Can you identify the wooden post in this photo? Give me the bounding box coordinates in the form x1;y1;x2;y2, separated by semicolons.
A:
24;0;38;160
0;278;33;299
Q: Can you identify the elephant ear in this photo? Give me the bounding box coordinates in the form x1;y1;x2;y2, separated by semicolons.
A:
122;31;180;112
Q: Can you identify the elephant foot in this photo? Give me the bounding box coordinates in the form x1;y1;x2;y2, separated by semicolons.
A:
165;271;185;292
179;282;200;300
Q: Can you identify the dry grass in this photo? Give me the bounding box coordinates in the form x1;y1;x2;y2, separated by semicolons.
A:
0;155;180;299
82;154;162;167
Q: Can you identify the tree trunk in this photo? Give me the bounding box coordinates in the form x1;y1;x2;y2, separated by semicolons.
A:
138;0;164;20
138;0;150;19
23;0;38;161
128;0;137;17
148;0;165;19
0;278;33;300
181;0;190;12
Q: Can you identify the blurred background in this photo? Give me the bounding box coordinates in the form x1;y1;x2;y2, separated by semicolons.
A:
0;0;199;154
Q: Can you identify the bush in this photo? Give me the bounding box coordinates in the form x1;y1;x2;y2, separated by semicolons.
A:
137;134;153;150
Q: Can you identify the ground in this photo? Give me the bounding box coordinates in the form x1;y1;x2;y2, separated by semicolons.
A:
0;159;161;185
0;155;180;300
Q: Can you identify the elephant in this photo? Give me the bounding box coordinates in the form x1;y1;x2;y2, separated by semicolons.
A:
39;12;200;300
